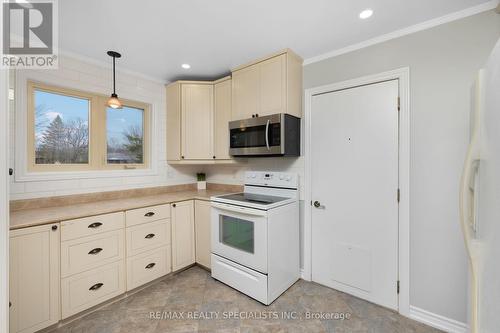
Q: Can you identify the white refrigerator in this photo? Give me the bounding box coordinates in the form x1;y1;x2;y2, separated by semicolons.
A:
460;37;500;333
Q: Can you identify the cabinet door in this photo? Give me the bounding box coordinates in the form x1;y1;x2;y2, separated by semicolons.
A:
166;82;181;161
195;200;212;268
260;54;287;117
231;65;260;120
181;84;214;160
214;79;232;160
10;224;60;333
171;201;195;271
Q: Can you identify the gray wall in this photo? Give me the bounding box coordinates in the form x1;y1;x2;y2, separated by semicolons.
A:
303;10;500;323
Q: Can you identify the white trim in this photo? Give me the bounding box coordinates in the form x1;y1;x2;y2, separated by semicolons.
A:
410;306;468;333
0;69;10;333
13;69;160;182
303;0;498;65
303;68;411;316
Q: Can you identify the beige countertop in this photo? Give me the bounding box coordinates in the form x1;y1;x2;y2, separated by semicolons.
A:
10;189;233;230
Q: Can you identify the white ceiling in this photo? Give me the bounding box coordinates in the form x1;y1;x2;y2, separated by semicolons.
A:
59;0;492;82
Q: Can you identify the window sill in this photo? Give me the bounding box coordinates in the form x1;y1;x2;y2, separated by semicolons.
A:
14;167;158;182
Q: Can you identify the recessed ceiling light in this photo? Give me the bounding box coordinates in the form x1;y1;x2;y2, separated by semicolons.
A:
181;64;191;69
359;9;373;19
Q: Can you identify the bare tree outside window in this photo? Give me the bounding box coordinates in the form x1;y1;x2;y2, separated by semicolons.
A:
107;106;144;164
34;90;90;164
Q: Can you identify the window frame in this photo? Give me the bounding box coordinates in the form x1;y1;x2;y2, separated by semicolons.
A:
99;97;150;170
27;81;151;172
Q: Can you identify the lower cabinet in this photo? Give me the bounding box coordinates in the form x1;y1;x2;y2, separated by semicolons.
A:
9;224;60;333
127;246;171;290
9;198;213;330
171;200;196;271
125;211;172;291
60;213;126;319
61;261;126;319
125;219;171;257
195;200;212;268
60;229;125;278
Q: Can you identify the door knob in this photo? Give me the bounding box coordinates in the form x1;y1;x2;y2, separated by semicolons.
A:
313;201;325;209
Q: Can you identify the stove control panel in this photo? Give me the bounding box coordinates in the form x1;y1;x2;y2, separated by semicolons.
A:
244;171;298;188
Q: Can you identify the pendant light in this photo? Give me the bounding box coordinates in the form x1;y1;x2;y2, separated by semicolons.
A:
107;50;122;109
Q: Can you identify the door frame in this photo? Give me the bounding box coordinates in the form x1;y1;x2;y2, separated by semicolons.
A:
303;67;410;316
0;67;10;333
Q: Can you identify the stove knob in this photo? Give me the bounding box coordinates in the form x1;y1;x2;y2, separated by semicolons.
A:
252;174;257;178
286;176;292;181
279;175;284;180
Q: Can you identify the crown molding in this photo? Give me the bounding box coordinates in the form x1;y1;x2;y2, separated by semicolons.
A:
58;49;168;85
304;0;499;65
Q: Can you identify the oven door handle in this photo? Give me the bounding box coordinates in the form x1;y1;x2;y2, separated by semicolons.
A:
212;202;267;217
265;119;270;151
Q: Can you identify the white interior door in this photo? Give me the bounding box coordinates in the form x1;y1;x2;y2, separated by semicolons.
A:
311;79;399;310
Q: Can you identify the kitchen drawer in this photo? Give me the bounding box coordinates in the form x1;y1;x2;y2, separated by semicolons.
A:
211;254;268;305
61;212;124;241
126;219;170;257
61;229;125;277
126;204;170;227
61;260;125;319
126;246;171;291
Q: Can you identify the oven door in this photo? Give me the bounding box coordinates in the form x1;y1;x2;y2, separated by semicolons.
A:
229;114;283;156
211;202;268;274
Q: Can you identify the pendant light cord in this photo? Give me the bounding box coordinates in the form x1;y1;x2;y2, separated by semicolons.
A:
112;55;116;95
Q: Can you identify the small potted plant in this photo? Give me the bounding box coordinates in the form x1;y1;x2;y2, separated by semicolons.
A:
197;173;206;190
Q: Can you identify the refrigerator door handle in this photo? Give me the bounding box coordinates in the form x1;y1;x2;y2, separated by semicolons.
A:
459;144;480;333
459;70;485;333
468;159;480;233
460;146;479;246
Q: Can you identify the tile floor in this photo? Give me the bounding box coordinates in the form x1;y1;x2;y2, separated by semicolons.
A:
51;266;442;333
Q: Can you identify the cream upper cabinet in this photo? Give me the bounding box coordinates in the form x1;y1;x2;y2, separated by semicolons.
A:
9;224;60;333
171;200;195;271
166;49;302;162
260;54;287;116
166;82;182;161
231;65;260;120
231;49;303;120
181;83;214;160
194;200;212;269
214;77;232;160
166;81;235;163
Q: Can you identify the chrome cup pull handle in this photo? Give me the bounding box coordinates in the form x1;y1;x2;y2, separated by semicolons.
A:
88;222;103;229
145;263;156;269
145;233;155;239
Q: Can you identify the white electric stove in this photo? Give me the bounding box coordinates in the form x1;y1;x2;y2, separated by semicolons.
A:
210;171;300;305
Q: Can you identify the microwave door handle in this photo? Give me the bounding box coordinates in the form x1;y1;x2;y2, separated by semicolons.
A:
265;119;270;150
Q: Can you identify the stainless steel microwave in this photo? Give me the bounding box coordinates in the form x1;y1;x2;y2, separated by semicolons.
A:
229;113;301;157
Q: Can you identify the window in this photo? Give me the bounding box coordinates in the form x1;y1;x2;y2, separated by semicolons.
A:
28;81;150;172
34;90;90;165
107;106;144;165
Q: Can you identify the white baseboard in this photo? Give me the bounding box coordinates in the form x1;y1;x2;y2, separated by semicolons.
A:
409;306;468;333
300;268;310;281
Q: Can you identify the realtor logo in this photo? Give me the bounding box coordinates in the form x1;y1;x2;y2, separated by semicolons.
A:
2;0;58;68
